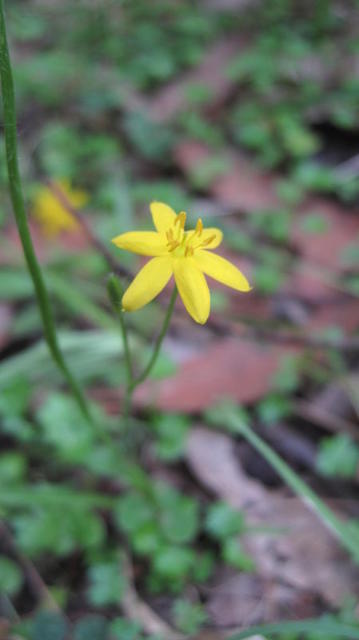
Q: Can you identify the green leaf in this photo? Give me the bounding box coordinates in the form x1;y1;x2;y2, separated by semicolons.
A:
191;551;215;583
30;611;68;640
0;376;31;417
159;494;199;544
317;434;359;479
37;393;94;463
114;492;155;534
152;414;190;461
173;599;208;635
154;484;199;542
272;355;301;393
252;263;284;294
109;617;143;640
0;556;22;596
73;615;108;640
88;556;127;607
257;394;293;424
131;522;163;556
205;501;245;540
152;546;194;580
222;537;255;572
300;213;330;234
0;453;27;485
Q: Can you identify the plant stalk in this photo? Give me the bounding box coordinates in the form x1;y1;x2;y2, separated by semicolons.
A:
0;0;91;421
221;406;359;563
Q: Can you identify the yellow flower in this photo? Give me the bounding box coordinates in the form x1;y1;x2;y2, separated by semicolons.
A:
112;202;251;324
32;179;88;237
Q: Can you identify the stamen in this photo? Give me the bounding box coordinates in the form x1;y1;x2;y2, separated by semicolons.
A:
195;218;203;236
177;211;187;229
201;234;216;247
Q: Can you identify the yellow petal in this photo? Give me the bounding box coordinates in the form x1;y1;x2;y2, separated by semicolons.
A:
150;202;177;233
122;257;173;311
186;227;223;249
112;231;167;256
173;257;210;324
194;249;251;291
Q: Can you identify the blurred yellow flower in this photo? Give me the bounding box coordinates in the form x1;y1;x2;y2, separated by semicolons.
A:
112;202;251;324
32;180;88;236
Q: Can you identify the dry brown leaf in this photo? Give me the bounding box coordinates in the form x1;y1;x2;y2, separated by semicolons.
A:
186;427;359;610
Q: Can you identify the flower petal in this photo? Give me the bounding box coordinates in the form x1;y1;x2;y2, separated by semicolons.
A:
150;202;177;233
112;231;167;256
194;249;251;291
173;258;210;324
122;257;173;311
186;227;223;249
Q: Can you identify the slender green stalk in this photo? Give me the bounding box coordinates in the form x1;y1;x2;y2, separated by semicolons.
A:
0;0;91;421
123;286;177;419
218;405;359;563
130;286;178;390
107;274;133;384
108;279;177;420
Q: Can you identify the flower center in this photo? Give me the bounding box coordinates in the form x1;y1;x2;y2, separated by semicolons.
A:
165;213;215;258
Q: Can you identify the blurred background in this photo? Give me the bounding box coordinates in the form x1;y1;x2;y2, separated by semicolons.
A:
0;1;359;638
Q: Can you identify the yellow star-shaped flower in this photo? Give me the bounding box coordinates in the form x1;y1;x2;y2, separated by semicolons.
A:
112;202;251;324
32;179;88;237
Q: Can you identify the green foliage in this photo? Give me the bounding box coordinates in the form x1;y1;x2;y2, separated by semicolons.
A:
109;618;143;640
123;112;176;161
3;0;359;634
113;482;202;590
73;615;108;640
272;356;301;394
317;434;359;479
0;556;22;596
13;505;105;557
151;413;190;461
250;208;292;244
37;393;95;463
87;556;127;607
39;123;119;181
188;155;231;190
173;599;208;635
300;213;330;234
30;611;68;640
257;394;293;425
221;537;255;572
205;501;245;539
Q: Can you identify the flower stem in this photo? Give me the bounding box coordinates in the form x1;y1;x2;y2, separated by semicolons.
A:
0;0;91;422
108;280;177;421
130;286;178;391
107;274;133;385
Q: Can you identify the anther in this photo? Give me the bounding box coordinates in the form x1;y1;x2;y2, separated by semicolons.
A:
195;218;203;236
202;234;216;247
177;211;187;229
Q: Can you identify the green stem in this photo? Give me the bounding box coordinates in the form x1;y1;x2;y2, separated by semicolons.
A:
0;0;91;421
108;279;177;421
220;406;359;563
130;286;178;390
122;286;177;421
107;274;133;385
